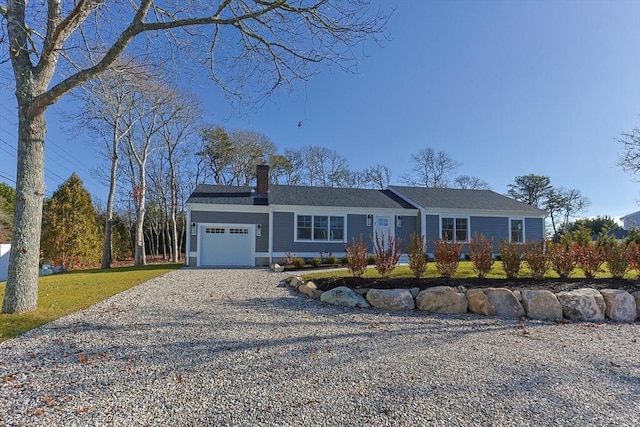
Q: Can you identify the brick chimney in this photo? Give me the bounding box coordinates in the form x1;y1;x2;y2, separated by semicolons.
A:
256;164;269;197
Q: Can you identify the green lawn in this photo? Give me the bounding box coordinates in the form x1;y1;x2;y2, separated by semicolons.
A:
301;261;639;281
0;263;182;342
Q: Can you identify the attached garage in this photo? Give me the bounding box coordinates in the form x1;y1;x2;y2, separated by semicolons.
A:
198;224;255;267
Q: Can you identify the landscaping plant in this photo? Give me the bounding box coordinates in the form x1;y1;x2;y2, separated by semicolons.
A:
573;243;604;279
627;241;640;278
498;240;522;279
406;233;428;278
326;254;338;265
433;239;463;278
345;235;369;277
372;232;402;278
292;257;305;269
469;233;493;279
547;241;575;279
310;258;322;268
604;241;629;279
523;240;548;280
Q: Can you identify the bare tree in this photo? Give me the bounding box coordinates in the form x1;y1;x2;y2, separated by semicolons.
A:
70;64;150;268
545;188;590;234
303;145;352;187
1;1;385;313
454;175;490;190
362;164;391;189
618;126;640;177
402;147;461;188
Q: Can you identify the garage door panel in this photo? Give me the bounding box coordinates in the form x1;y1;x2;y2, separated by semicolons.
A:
200;225;253;266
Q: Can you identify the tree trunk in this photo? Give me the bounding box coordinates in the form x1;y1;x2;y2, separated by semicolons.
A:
2;110;46;313
101;144;119;269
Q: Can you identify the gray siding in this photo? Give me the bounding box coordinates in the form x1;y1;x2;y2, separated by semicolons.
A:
424;215;440;252
471;216;509;250
525;217;544;241
394;215;418;251
190;211;269;252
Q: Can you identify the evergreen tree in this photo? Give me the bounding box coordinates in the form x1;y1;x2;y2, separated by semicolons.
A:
0;183;16;243
40;174;101;268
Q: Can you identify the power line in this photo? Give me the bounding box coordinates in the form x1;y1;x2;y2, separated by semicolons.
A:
0;171;16;184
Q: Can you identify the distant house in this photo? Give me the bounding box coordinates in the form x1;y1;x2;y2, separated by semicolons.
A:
620;210;640;230
185;166;547;267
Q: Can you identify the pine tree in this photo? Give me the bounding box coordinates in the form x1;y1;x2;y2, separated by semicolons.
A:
40;174;101;269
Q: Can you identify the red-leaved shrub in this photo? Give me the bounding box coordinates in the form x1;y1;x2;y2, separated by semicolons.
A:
498;240;522;279
547;241;575;279
406;233;428;278
433;239;463;278
573;243;604;279
345;235;368;277
469;233;494;278
522;240;548;280
373;232;402;278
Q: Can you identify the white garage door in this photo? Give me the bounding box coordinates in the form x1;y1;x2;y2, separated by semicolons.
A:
199;225;254;266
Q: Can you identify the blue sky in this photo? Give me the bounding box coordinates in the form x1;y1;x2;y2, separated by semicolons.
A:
1;0;639;220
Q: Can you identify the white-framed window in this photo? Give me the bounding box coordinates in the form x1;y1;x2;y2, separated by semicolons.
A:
296;214;345;242
510;218;524;243
441;217;468;242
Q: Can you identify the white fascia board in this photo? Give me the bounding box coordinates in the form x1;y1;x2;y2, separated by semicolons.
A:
187;202;270;213
269;204;419;216
423;207;547;218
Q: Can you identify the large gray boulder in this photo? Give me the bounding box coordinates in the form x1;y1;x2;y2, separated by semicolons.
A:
466;289;496;316
633;291;640;320
600;289;637;322
320;286;370;308
556;288;605;322
483;288;525;318
416;286;467;314
366;289;415;311
521;289;563;321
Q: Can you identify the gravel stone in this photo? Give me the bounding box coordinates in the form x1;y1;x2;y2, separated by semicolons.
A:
1;268;639;426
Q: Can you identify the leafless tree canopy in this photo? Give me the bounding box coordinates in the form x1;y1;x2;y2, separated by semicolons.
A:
402;147;462;188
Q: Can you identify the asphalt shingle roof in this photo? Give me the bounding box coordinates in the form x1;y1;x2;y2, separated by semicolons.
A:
389;186;546;214
187;184;417;209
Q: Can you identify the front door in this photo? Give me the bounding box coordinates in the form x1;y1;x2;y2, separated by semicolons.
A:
373;216;394;246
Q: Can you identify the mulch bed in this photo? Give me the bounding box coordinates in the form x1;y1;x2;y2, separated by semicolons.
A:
311;276;640;294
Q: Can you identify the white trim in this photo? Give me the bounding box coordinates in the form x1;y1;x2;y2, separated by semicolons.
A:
186;208;192;266
189;251;197;257
196;222;256;267
424;207;545;218
509;217;526;243
187;203;269;213
294;213;348;243
439;215;470;243
271;204;418;216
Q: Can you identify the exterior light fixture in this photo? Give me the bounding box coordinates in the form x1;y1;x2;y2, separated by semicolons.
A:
191;222;197;236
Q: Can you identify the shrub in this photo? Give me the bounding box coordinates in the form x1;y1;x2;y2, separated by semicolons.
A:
627;241;640;278
406;233;428;278
498;240;522;279
605;241;628;279
292;257;305;269
433;239;463;278
283;252;295;265
547;241;575;279
469;233;493;279
367;254;377;265
326;254;338;265
310;257;322;268
372;232;402;278
573;243;604;279
522;240;548;280
341;256;349;266
345;235;369;277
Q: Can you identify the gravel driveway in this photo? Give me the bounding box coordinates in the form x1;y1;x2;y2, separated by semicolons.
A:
1;268;639;426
